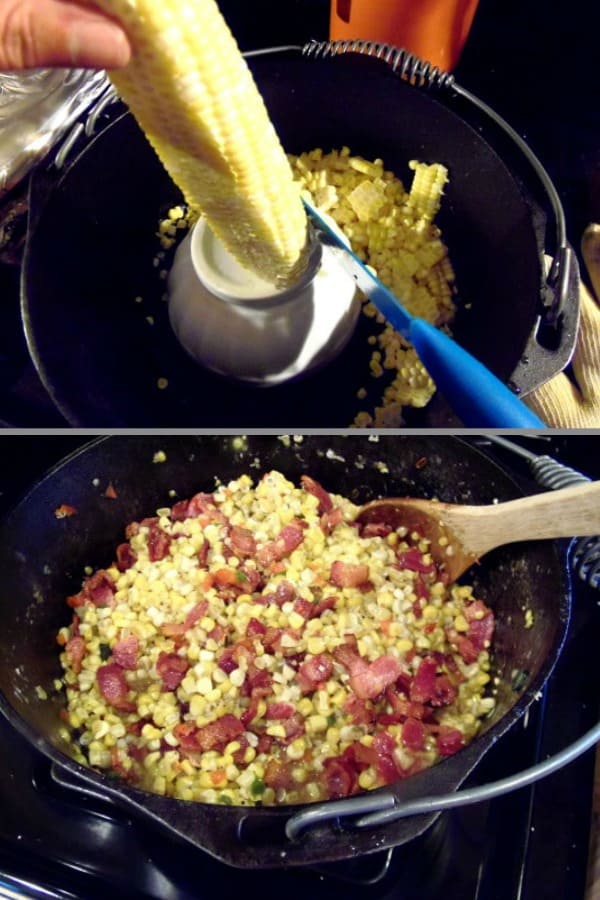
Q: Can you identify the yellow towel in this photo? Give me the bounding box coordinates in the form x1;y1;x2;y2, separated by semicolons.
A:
526;225;600;428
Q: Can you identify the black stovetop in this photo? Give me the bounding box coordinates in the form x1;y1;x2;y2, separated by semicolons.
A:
0;435;599;900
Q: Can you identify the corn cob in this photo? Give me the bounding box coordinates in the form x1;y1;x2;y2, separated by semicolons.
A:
85;0;308;287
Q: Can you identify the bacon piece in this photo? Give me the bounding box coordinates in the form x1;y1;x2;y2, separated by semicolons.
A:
104;483;118;499
321;756;358;799
297;654;334;692
227;525;257;558
266;702;295;720
360;521;393;538
329;561;370;588
160;600;208;637
320;507;344;535
350;655;404;700
113;634;139;670
173;721;201;751
65;635;86;674
195;714;244;752
264;758;297;791
435;725;464;756
170;493;225;524
246;617;267;638
116;542;137;572
86;570;116;607
54;504;77;519
156;652;188;691
310;595;337;618
256;522;306;567
464;600;495;651
396;548;435;575
410;657;458;707
217;648;238;674
197;540;209;567
292;597;313;620
96;663;135;711
344;694;374;725
258;581;296;607
147;523;171;562
402;717;425;751
301;475;333;513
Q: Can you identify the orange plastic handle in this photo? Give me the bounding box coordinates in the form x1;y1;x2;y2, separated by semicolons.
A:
329;0;480;71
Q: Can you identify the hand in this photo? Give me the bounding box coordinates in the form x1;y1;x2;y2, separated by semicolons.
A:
526;226;600;427
0;0;131;69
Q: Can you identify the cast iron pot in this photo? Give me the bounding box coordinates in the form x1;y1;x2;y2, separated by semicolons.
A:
21;44;579;427
0;435;570;868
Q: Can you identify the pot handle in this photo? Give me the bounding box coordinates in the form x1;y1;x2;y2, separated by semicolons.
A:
285;716;600;839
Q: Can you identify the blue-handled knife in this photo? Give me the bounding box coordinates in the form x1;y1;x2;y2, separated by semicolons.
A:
303;198;545;429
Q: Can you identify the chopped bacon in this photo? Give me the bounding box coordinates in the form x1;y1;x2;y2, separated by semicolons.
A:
384;687;426;721
113;634;139;670
246;617;267;637
104;482;118;499
297;653;334;692
217;648;238;674
321;756;359;799
96;663;135;711
410;657;457;707
86;570;116;607
257;581;296;607
172;721;200;751
54;504;77;519
310;595;336;618
197;540;209;567
256;521;306;567
350;655;404;700
402;717;425;751
116;542;137;572
434;725;464;756
301;475;333;513
280;712;305;742
344;694;374;725
156;652;188;692
333;645;403;700
329;561;370;588
195;714;244;752
261;626;302;656
396;547;436;575
292;597;313;620
160;600;208;637
264;757;297;791
147;523;171;562
171;493;226;524
266;702;295;720
227;525;257;558
65;635;86;674
320;507;344;535
464;600;495;651
360;521;393;538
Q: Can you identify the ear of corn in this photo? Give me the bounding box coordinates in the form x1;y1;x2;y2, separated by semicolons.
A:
85;0;308;287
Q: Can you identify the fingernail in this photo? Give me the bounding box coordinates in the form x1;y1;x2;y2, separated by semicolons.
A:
68;21;131;69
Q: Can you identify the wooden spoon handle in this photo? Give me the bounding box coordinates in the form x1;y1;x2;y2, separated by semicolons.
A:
443;481;600;560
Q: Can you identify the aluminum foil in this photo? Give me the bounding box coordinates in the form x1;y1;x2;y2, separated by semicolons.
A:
0;68;110;196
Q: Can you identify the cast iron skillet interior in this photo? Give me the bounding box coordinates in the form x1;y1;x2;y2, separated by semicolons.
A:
22;50;550;427
0;435;570;867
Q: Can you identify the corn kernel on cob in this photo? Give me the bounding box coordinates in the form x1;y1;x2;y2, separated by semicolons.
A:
85;0;307;286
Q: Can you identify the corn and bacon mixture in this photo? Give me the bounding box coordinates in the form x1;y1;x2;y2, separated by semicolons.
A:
57;471;495;807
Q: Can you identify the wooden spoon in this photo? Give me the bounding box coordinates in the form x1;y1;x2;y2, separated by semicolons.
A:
355;481;600;582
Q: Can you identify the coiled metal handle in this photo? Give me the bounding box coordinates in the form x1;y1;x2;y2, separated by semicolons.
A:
302;39;455;90
485;436;600;589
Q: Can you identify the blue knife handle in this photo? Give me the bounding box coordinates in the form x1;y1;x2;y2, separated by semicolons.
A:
409;319;546;428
